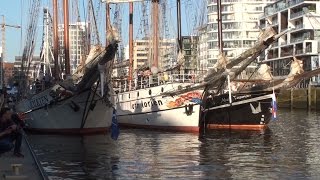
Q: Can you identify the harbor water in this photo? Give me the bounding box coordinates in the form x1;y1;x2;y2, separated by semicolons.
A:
28;109;320;179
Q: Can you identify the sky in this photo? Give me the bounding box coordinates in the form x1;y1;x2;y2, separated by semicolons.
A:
0;0;206;63
0;0;24;62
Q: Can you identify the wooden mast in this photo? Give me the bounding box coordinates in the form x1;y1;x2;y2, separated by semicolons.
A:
177;0;182;52
106;3;110;47
128;2;133;81
217;0;223;53
63;0;70;76
53;0;59;80
152;0;159;69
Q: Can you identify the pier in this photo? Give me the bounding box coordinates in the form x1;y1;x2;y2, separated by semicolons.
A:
0;94;46;180
278;85;320;109
0;134;46;180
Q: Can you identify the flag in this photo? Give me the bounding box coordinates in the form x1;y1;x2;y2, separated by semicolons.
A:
111;107;120;140
271;91;277;121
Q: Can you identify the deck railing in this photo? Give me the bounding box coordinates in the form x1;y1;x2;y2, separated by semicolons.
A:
114;73;202;93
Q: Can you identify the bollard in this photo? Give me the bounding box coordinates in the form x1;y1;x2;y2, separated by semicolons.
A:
11;164;22;175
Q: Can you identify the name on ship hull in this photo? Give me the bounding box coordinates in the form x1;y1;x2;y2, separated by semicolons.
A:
29;95;51;109
132;100;163;109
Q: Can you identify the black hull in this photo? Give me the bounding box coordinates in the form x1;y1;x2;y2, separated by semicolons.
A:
204;91;273;130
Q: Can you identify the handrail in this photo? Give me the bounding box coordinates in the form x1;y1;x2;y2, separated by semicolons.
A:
115;73;201;92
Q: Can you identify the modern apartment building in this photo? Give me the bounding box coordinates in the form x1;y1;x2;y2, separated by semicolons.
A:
197;25;208;72
259;0;320;86
58;22;86;74
14;56;41;82
181;36;199;73
132;38;176;71
207;0;275;69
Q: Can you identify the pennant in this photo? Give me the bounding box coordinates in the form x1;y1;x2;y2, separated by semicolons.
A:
271;91;277;120
111;107;120;140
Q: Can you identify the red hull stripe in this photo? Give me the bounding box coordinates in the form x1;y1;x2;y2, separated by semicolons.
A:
207;124;267;131
120;123;199;133
25;127;109;135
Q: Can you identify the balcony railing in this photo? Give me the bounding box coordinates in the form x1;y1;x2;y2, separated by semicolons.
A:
280;51;293;57
294;24;304;30
290;11;304;19
263;0;306;17
291;36;311;43
288;0;304;7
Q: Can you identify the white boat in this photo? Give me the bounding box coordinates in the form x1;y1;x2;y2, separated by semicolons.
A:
107;0;204;132
115;76;203;132
15;3;118;135
16;42;117;134
16;84;114;134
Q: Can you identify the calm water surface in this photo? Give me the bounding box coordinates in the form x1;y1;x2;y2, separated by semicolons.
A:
28;109;320;179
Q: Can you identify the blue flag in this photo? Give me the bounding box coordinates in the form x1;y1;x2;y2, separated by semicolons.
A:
271;91;277;121
111;107;120;140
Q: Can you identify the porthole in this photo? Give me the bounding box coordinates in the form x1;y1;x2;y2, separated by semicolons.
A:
129;93;130;99
137;91;139;97
161;87;164;92
149;89;152;95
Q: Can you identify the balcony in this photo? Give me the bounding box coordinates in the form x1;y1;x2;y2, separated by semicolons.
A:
290;11;304;19
280;51;293;57
288;0;304;7
294;24;304;30
291;36;311;43
263;0;306;17
280;41;287;45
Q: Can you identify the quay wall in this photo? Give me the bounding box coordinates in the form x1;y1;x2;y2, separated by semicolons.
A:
277;86;320;110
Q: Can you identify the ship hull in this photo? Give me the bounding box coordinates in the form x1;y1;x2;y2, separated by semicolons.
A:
16;85;113;135
115;83;202;132
205;92;274;130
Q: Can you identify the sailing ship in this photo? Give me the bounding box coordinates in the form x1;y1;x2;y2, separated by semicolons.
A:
169;0;287;131
16;1;118;134
110;0;202;132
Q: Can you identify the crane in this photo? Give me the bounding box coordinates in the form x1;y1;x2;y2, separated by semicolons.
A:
0;15;21;89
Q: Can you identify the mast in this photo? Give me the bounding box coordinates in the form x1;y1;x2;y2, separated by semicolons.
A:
176;0;182;52
106;3;110;46
217;0;230;101
63;0;70;76
152;0;159;69
1;15;4;90
217;0;223;53
53;0;59;80
128;2;133;81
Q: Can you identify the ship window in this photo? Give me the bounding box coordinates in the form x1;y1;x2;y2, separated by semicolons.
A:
161;87;164;92
149;89;151;95
137;91;139;97
129;93;130;99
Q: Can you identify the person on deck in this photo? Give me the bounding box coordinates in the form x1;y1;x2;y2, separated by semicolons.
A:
0;108;24;157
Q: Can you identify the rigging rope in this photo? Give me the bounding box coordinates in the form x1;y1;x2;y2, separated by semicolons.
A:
19;0;41;97
88;0;101;45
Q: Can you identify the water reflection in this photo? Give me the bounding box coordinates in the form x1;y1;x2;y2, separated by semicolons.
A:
28;109;320;179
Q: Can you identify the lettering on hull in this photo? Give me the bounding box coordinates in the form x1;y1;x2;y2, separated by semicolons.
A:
132;100;163;109
29;95;51;109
